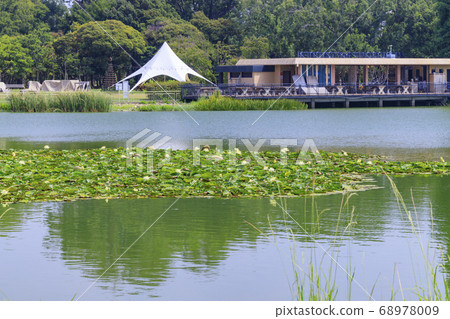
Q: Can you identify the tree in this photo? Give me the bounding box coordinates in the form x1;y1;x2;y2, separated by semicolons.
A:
375;0;438;57
20;27;58;81
0;0;49;36
167;0;239;20
0;35;32;83
241;36;269;59
54;20;146;86
53;32;81;80
436;0;450;57
70;0;179;31
190;11;237;44
41;0;71;33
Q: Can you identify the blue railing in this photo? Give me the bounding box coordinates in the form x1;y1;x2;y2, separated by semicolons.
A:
297;52;403;58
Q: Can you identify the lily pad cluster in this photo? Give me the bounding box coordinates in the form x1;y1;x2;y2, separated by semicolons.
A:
0;148;448;204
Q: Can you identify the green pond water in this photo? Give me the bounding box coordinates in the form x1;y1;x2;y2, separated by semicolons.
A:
0;108;449;300
0;175;448;301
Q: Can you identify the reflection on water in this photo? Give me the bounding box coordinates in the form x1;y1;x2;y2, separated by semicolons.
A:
0;175;448;300
1;107;449;161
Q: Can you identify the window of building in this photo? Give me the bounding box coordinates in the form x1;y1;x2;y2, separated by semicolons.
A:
241;72;252;78
230;72;240;78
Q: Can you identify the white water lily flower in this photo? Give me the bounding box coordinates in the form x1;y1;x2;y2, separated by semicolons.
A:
263;166;268;170
175;169;182;174
211;155;224;161
44;145;50;149
269;177;277;182
101;146;106;150
12;152;16;157
1;190;8;195
143;176;150;181
241;160;248;165
19;160;25;165
235;148;242;155
298;161;305;165
268;167;275;173
194;146;200;151
367;161;373;165
121;155;127;158
280;147;289;153
357;159;362;163
113;149;118;152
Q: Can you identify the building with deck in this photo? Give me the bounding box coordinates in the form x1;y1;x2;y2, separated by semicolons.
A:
196;52;450;107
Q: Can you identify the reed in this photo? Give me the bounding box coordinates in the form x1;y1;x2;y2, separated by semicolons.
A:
261;176;449;301
384;174;449;301
193;94;308;111
8;92;112;112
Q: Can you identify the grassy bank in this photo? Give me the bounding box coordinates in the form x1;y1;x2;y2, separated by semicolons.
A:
0;148;447;204
7;92;112;112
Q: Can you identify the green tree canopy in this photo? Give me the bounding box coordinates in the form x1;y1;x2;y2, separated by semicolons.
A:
167;0;239;20
20;27;58;81
190;11;237;44
54;20;146;85
0;35;32;83
241;36;270;59
70;0;179;31
0;0;49;36
41;0;71;33
436;0;450;57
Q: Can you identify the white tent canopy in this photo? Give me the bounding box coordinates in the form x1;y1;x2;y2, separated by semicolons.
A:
118;42;213;91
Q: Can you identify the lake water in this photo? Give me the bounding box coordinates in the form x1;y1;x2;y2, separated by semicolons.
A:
0;108;449;301
1;107;449;161
0;175;448;301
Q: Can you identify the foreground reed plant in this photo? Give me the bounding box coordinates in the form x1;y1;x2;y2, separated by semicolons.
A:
252;176;449;301
385;174;449;301
8;92;112;112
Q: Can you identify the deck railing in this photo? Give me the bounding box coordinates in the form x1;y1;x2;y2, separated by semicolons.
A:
297;51;403;58
181;82;449;100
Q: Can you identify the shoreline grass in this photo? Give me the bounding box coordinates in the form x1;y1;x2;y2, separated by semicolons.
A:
192;95;308;111
115;97;308;112
0;148;447;204
7;92;112;112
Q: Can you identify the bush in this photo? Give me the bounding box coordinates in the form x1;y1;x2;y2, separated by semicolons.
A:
140;80;200;92
8;92;112;112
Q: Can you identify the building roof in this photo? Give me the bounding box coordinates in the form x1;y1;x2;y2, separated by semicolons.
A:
236;58;450;66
